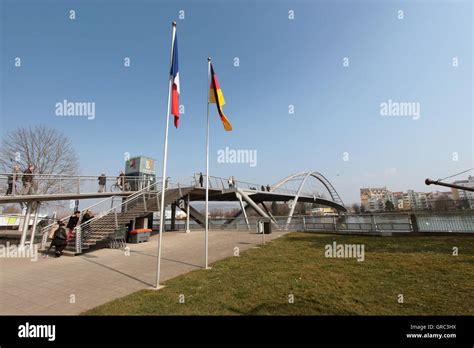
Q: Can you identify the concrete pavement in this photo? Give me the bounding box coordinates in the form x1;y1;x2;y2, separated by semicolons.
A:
0;230;287;315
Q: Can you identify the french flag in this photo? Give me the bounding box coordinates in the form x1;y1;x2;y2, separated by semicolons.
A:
170;32;180;128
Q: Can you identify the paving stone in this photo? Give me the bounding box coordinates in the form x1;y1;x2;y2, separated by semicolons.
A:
0;230;287;315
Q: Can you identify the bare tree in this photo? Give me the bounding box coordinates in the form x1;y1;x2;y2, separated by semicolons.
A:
2;205;21;214
0;125;79;194
271;201;278;215
295;202;307;215
433;196;455;211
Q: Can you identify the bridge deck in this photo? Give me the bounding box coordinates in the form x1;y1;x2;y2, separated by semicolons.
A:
188;187;346;211
0;186;346;212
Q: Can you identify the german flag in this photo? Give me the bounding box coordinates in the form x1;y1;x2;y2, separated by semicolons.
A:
209;63;232;131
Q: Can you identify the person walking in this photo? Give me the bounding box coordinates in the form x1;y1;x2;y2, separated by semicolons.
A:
98;173;106;193
21;164;34;195
66;211;80;240
266;184;271;192
52;222;68;257
199;172;204;187
81;210;93;224
46;220;60;254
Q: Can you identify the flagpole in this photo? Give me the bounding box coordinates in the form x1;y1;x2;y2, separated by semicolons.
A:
205;57;211;269
155;21;176;289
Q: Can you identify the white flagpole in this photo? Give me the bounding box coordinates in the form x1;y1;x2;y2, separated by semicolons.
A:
155;21;176;289
205;57;211;269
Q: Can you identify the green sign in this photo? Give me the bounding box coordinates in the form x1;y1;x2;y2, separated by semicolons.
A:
125;156;156;175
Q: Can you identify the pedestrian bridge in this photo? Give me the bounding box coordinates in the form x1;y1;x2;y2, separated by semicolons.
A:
0;171;346;253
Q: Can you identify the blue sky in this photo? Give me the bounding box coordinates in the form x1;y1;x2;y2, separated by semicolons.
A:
0;0;472;204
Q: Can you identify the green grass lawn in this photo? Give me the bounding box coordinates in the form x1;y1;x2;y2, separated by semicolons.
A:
84;232;474;315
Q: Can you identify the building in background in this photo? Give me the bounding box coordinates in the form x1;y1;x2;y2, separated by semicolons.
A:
392;192;404;210
360;186;460;212
360;187;389;211
403;190;429;211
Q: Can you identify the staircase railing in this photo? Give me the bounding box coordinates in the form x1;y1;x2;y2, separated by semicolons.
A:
73;179;175;253
39;195;124;249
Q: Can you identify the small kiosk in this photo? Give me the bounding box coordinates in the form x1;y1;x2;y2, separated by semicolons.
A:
124;156;156;243
125;156;157;191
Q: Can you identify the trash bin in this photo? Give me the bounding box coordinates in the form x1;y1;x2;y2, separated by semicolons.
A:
257;220;264;234
257;219;271;234
263;221;272;234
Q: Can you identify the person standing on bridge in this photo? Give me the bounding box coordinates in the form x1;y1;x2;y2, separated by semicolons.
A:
266;184;271;192
117;171;125;190
5;165;20;195
199;172;204;187
98;173;106;192
21;164;35;195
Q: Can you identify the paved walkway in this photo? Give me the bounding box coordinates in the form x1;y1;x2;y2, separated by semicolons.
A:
0;230;287;315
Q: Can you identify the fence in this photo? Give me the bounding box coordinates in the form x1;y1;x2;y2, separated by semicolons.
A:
158;213;474;234
302;213;474;234
416;213;474;232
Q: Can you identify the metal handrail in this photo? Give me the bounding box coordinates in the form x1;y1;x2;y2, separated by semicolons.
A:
175;175;197;187
76;180;164;230
71;181;156;250
193;173;267;191
64;175;195;252
0;173;162;196
74;180;178;252
41;178;162;226
192;172;316;197
39;179;162;248
39;195;125;248
0;173;156;179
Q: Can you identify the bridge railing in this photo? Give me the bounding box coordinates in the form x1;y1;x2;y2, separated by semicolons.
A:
193;173;269;192
192;173;322;198
0;173;161;196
